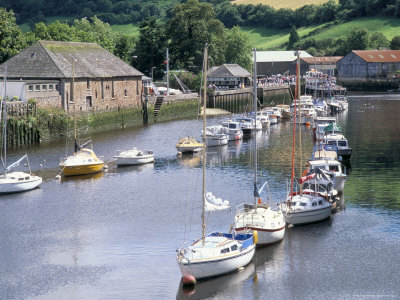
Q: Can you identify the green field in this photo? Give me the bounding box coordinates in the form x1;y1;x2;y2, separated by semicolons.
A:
239;17;400;50
232;0;335;9
111;24;140;37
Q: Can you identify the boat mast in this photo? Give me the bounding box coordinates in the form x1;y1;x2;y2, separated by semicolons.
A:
290;56;298;200
201;44;208;245
2;67;7;172
71;57;78;154
296;50;303;195
253;48;258;206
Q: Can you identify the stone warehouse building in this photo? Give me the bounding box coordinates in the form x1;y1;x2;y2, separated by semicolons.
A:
337;50;400;82
0;40;143;113
207;64;251;89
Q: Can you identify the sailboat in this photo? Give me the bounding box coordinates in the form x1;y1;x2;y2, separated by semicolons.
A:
60;59;104;176
0;68;42;194
280;51;332;225
176;45;256;281
233;49;286;246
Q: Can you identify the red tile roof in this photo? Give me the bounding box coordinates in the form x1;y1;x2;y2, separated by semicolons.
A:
353;50;400;63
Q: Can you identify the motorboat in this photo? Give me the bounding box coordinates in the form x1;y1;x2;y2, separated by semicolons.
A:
238;117;262;135
314;117;337;140
177;45;255;281
323;133;352;160
256;111;270;128
203;125;228;147
301;168;338;205
60;147;104;176
326;97;342;112
306;158;347;194
114;148;154;166
221;120;243;141
276;104;291;119
281;190;332;225
176;136;203;154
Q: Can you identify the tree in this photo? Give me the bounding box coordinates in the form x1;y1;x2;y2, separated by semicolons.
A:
135;17;167;80
346;26;369;52
167;0;226;70
0;8;27;63
390;36;400;50
287;25;300;50
369;32;389;50
225;26;252;71
114;34;136;63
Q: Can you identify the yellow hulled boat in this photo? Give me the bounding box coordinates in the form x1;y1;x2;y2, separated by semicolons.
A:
176;136;203;154
60;148;104;176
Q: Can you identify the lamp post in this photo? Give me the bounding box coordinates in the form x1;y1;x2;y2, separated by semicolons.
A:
151;67;156;82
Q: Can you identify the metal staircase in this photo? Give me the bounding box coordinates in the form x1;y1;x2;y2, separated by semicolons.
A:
154;96;164;121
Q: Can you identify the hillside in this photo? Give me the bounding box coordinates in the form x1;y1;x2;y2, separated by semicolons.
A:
232;0;336;9
110;17;400;51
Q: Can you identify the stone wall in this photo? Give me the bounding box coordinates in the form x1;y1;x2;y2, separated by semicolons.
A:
63;77;142;113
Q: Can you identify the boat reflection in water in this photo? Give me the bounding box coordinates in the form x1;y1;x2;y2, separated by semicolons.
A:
176;261;256;300
206;144;228;165
60;169;104;182
176;152;202;168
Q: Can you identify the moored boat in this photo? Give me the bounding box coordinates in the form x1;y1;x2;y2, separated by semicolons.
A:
114;148;154;166
176;136;203;154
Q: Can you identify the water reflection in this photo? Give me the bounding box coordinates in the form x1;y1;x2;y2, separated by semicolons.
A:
176;261;256;300
60;170;104;182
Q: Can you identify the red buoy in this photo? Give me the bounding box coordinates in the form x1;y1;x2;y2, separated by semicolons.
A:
182;274;196;286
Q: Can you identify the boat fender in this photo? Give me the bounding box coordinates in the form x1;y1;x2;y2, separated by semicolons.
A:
253;230;258;244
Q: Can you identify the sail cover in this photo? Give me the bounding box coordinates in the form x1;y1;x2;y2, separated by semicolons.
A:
205;192;230;212
6;155;27;171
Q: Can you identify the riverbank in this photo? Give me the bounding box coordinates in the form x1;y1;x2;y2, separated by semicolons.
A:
37;99;200;142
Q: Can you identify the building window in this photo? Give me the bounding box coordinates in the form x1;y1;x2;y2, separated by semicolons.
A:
35;85;40;91
136;80;139;95
55;84;59;90
101;79;104;99
124;89;127;97
28;85;33;92
49;84;53;91
112;80;114;98
42;85;47;91
87;79;91;90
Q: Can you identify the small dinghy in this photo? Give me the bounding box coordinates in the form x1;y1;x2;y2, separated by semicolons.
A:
114;148;154;166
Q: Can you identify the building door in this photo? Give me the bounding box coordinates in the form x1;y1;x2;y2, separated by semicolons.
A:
86;96;92;110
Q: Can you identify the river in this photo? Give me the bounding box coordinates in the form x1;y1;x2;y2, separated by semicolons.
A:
1;94;400;299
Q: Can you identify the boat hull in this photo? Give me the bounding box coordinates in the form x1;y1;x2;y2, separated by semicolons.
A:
284;206;331;225
178;244;255;280
235;226;285;245
61;163;104;176
205;136;228;147
115;156;154;166
0;175;42;194
334;175;346;194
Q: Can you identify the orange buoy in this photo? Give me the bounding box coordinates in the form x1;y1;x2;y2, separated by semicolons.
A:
306;122;310;127
182;274;196;286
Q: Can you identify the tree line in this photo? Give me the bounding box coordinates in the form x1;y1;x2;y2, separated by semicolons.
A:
0;1;252;92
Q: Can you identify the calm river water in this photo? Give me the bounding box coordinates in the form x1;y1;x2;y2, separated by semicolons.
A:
1;94;400;300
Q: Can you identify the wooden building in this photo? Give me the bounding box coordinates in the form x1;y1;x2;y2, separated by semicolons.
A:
289;56;342;76
207;64;251;89
0;40;143;113
337;50;400;82
256;51;312;76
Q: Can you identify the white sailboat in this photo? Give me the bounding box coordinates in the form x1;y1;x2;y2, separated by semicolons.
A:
234;49;286;246
0;69;42;194
177;45;256;281
281;51;332;225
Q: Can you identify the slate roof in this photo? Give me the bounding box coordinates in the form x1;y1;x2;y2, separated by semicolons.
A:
256;51;312;62
301;56;342;64
207;64;251;78
352;50;400;63
0;40;143;79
